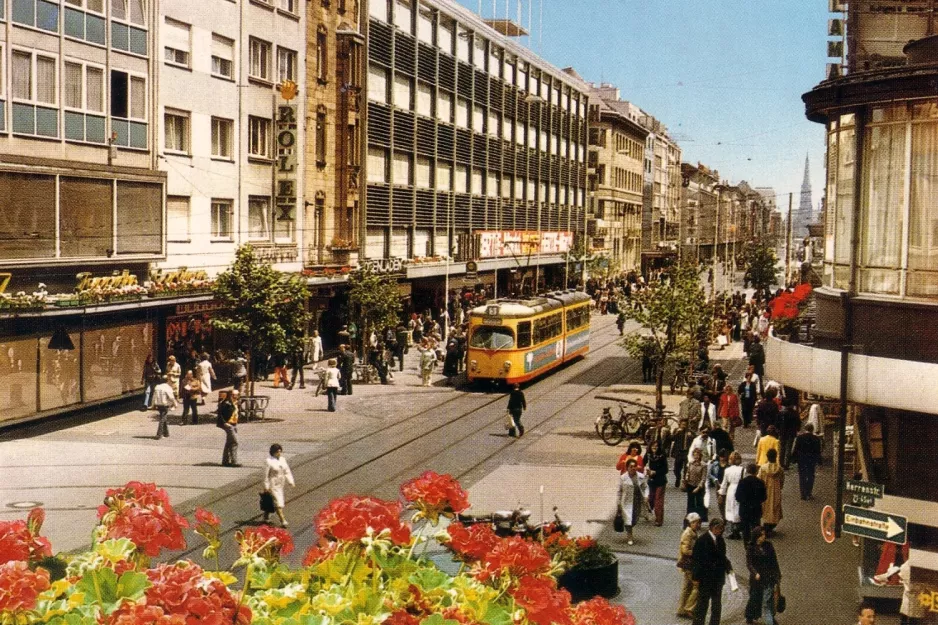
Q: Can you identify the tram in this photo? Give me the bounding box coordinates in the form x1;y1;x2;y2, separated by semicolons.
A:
466;290;592;385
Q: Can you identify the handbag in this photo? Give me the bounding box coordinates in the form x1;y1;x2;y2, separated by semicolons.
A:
775;586;786;613
259;491;276;514
613;506;625;532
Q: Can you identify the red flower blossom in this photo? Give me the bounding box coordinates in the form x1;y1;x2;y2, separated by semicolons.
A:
441;606;483;625
572;597;635;625
0;561;50;613
574;537;597;550
792;283;813;301
443;523;500;563
302;540;342;567
400;471;470;521
193;508;220;529
237;526;294;561
769;293;802;321
96;482;188;558
382;611;421;625
476;536;553;582
0;519;52;565
544;532;573;550
145;561;251;625
315;496;411;545
106;603;187;625
26;508;45;536
509;575;572;625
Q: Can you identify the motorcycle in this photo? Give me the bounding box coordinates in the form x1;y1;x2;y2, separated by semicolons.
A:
455;506;571;539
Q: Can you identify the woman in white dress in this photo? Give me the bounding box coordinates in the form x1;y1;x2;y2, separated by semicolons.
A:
196;353;215;403
310;330;324;364
263;443;295;527
617;458;650;546
719;450;745;539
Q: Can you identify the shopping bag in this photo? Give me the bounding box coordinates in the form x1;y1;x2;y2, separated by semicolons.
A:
613;506;625;532
259;491;276;514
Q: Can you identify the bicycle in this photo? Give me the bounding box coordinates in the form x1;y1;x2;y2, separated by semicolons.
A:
596;400;679;446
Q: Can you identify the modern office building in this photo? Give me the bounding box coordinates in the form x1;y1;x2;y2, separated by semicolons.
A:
364;0;589;306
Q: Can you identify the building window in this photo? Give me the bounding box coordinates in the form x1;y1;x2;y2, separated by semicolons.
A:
367;147;388;183
12;0;60;32
368;63;388;104
249;37;272;82
211;199;232;239
211;34;234;79
392;151;411;186
369;0;388;22
279;0;297;14
109;70;147;147
63;0;106;45
163;18;190;67
437;90;452;123
438;16;453;54
164;109;190;153
277;46;297;83
416;81;433;117
394;0;412;33
316;26;327;83
11;50;58;137
455;97;468;129
111;0;144;25
416;3;433;44
65;0;104;10
316;106;327;165
167;196;190;242
211;117;233;159
393;74;412;110
436;160;452;190
456;25;469;62
63;61;105;143
248;115;271;158
416;155;431;188
248;196;270;239
110;0;147;55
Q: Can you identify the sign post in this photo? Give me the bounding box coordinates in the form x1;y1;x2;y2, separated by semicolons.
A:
844;480;884;508
842;505;908;545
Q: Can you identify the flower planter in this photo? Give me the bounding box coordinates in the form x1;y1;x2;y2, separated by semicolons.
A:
558;560;620;603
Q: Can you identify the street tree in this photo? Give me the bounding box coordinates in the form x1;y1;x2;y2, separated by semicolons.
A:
347;269;403;353
212;244;310;396
619;264;713;410
743;239;780;296
562;240;608;286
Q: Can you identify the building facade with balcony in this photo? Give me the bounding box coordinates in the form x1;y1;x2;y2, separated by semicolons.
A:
679;162;719;264
364;0;589;306
641;114;681;272
765;3;938;601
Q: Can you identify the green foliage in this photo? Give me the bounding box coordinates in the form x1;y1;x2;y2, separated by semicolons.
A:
347;270;403;338
743;240;780;294
75;568;149;615
619;264;713;408
573;542;617;571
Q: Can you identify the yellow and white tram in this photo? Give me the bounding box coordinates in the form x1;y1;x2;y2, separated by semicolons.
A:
466;290;591;385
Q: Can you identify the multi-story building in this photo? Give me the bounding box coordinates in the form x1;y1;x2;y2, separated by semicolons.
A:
641;114;681;272
582;82;647;274
679;162;719;264
160;0;307;274
766;0;938;607
364;0;589;308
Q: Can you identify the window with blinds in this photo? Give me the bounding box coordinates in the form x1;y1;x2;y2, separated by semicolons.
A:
166;196;190;242
211;34;234;79
163;18;190;67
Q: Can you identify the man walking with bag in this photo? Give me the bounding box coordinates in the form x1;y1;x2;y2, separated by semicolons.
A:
692;518;735;625
217;390;241;467
152;376;177;440
507;384;527;438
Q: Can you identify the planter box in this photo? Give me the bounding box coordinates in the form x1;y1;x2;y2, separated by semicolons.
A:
558;560;619;603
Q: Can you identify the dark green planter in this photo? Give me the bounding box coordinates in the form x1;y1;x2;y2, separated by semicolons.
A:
558;560;620;603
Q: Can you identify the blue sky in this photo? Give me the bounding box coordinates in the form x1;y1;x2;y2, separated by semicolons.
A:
459;0;830;212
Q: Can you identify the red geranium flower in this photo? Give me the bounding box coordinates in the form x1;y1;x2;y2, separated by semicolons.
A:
382;611;420;625
400;471;470;521
193;508;220;529
476;536;553;583
302;540;342;567
96;482;189;558
572;597;635;625
315;496;411;545
0;561;50;613
0;519;52;565
574;537;597;550
145;561;251;625
441;606;483;625
237;525;294;561
792;283;813;301
443;522;500;563
509;575;572;625
105;603;187;625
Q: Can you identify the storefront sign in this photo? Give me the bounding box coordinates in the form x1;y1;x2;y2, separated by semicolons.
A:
845;480;884;508
477;231;573;258
76;269;138;291
175;301;222;316
842;505;907;545
360;257;405;275
276;102;298;224
918;590;938;613
0;273;10;294
150;267;209;286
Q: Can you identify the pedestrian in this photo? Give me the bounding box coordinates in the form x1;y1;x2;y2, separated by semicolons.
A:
711;364;727;392
418;340;436;387
507;383;527;437
337;324;351;352
688;426;717;466
709;450;730;520
443;341;460;385
617;458;649;546
745;526;782;625
324;358;341;411
310;330;324;364
645;416;672;450
152;375;177;440
217;390;240;467
699;395;716;430
616;311;626;336
691;517;734;625
735;464;767;544
670;419;694;488
758;448;784;536
617;440;646;472
756;425;781;466
287;344;306;390
855;602;877;625
780;402;801;469
899;560;925;625
165;355;181;398
792;422;823;500
720;451;745;539
679;389;702;427
709;421;734;458
140;353;161;410
682;447;708;522
739;368;759;428
263;443;295;527
394;325;408;372
677;512;702;619
272;352;289;388
748;336;766;392
232;351;248;393
195;353;215;404
180;370;201;425
718;384;741;439
644;439;669;526
338;344;355;395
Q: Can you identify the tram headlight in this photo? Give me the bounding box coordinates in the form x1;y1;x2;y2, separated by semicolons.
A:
503;361;512;371
470;360;478;372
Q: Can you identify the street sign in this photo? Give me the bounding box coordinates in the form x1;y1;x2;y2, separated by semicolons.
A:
843;505;908;545
845;480;884;508
466;261;478;280
821;505;836;544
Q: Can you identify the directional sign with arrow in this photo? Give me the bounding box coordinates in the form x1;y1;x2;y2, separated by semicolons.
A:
843;505;908;545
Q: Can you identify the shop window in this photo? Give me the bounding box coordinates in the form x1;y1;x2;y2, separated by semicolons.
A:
38;333;81;412
0;171;56;259
0;337;39;423
60;177;113;257
82;323;153;402
116;181;162;254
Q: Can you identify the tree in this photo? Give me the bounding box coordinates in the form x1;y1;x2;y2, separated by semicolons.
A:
618;264;713;411
347;269;403;354
743;239;780;296
562;240;609;285
212;245;310;396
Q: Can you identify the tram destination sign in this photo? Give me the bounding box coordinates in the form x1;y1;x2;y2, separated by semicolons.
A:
845;479;884;508
843;505;907;545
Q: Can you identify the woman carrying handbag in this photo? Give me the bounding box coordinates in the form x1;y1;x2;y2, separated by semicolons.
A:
745;525;782;625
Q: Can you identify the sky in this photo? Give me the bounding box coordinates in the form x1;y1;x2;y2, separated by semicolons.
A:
459;0;830;214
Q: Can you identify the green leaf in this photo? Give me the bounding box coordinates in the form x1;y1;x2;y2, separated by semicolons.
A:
481;603;513;625
420;615;460;625
408;567;452;591
115;571;149;602
76;568;118;611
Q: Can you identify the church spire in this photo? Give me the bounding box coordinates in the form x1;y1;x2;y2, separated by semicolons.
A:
797;153;813;236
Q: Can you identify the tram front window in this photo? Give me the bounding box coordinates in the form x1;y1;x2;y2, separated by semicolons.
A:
470;327;515;350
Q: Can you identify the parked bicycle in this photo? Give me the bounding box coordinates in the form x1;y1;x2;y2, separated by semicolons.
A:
596;399;678;446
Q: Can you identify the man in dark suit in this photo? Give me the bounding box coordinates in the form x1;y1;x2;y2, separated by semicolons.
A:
735;464;767;544
691;517;734;625
338;344;355;396
792;422;823;500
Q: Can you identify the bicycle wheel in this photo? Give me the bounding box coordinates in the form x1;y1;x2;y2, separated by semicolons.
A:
600;422;626;446
622;414;643;436
595;415;608;437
